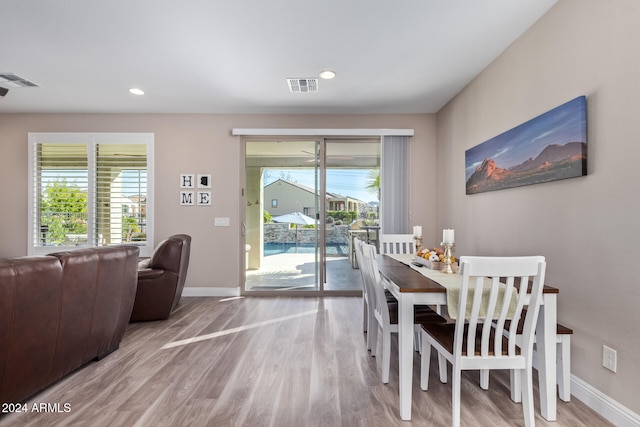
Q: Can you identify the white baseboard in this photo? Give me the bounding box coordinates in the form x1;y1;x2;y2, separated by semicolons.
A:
571;375;640;427
181;287;240;297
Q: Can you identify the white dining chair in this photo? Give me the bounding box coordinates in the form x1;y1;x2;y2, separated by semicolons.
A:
496;312;573;403
354;238;375;350
379;233;416;255
357;238;407;354
379;232;438;351
419;255;546;427
361;241;445;383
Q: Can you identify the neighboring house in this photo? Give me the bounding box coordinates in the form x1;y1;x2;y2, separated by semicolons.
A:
326;194;365;214
363;201;379;218
124;194;147;218
264;179;319;217
123;194;147;233
264;179;368;218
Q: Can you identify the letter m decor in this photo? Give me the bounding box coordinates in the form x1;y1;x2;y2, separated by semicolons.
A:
180;191;194;205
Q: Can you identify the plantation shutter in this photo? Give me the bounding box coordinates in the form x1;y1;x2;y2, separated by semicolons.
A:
96;143;148;246
34;143;89;247
29;133;153;256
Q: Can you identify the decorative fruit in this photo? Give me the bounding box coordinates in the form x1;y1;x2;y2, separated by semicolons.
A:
417;246;454;263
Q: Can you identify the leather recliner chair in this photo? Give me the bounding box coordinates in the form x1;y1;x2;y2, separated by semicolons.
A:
130;234;191;322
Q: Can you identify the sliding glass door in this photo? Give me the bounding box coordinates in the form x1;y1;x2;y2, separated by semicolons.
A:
323;139;380;291
243;138;380;295
244;140;320;292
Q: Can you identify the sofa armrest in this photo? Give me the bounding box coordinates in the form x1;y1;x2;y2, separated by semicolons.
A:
137;268;165;280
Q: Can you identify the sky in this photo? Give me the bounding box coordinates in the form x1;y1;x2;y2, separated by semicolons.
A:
464;96;587;180
264;168;378;203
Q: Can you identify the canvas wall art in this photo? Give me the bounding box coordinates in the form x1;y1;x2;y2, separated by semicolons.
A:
465;96;587;195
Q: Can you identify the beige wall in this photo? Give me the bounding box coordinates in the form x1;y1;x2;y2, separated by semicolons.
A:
436;0;640;414
0;113;436;292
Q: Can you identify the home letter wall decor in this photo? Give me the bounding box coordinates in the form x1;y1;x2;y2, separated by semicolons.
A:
180;174;212;206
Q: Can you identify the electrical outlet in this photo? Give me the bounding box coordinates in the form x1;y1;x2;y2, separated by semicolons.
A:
602;345;617;373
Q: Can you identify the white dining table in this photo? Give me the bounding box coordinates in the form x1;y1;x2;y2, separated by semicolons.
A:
377;254;558;421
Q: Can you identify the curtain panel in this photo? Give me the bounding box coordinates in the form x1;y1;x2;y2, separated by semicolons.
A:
380;135;409;234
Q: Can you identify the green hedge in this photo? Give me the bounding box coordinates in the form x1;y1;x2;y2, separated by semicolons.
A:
326;210;357;223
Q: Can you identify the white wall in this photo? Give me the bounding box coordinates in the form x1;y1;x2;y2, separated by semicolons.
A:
435;0;640;415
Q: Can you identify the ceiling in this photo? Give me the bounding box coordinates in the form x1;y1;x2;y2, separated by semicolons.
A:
0;0;557;115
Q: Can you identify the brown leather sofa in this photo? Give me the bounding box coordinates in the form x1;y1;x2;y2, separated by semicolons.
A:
130;234;191;322
0;245;139;405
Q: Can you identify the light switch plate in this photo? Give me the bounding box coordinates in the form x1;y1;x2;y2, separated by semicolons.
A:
603;345;617;373
214;217;230;227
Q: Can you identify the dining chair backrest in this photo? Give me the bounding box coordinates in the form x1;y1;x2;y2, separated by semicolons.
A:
353;238;367;293
361;241;391;327
455;256;546;363
355;239;376;316
354;237;374;343
379;234;416;255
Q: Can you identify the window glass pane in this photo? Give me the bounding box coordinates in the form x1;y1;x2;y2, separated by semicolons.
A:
36;143;88;246
96;143;148;246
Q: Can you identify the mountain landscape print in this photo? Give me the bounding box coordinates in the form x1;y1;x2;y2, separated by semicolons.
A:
465;96;587;195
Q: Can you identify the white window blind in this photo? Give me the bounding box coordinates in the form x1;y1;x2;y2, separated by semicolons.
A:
28;133;154;256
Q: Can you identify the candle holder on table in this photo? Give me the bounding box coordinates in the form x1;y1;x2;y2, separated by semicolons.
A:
441;242;456;274
413;236;423;251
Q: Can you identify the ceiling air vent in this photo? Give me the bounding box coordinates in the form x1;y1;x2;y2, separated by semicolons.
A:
287;78;318;93
0;73;39;88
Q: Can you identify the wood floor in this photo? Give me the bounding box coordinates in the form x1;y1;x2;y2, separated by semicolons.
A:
1;296;611;427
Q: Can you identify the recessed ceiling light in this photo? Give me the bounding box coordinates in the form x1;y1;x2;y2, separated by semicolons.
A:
319;70;336;80
129;88;144;95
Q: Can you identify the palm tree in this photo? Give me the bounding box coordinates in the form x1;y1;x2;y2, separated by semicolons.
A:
365;169;380;200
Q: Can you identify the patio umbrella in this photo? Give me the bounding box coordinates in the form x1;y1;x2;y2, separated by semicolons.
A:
271;212;316;226
272;212;316;250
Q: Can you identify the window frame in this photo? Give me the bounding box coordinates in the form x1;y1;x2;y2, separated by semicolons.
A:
28;132;154;257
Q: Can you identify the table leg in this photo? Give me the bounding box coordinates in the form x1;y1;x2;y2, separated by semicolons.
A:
398;294;415;420
537;294;557;421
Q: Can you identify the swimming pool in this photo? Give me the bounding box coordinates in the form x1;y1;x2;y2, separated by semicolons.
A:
264;243;347;256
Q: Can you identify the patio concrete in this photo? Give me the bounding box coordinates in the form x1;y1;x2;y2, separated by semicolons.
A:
245;253;362;292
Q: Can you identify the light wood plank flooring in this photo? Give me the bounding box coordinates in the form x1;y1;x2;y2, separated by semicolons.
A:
1;297;611;427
